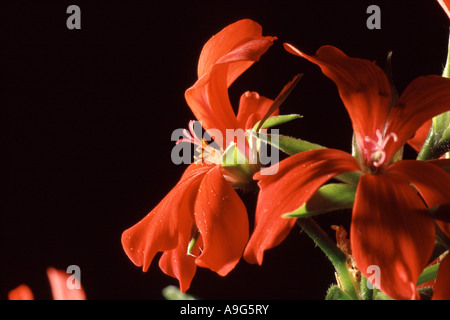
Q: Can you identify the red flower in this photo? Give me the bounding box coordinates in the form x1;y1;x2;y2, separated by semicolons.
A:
244;44;450;300
8;267;86;300
121;19;278;292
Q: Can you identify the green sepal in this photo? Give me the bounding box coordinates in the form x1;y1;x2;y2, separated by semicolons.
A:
252;114;302;131
187;231;200;255
359;275;373;300
162;285;199;300
250;131;325;155
283;183;356;219
220;142;248;167
325;286;353;300
416;263;440;286
372;289;393;300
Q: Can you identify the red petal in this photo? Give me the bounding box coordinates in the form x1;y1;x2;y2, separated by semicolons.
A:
121;164;212;272
236;91;275;130
438;0;450;18
433;254;450;300
244;149;360;265
46;267;86;300
351;174;435;300
194;166;249;276
158;234;203;293
8;284;34;300
387;160;450;208
284;43;391;154
407;120;431;152
186;20;275;137
198;19;268;80
385;76;450;162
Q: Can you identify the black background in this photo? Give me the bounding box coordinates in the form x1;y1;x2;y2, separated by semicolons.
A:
1;0;449;300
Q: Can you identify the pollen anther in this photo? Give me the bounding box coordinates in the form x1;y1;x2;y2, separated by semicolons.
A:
364;130;398;167
178;120;223;165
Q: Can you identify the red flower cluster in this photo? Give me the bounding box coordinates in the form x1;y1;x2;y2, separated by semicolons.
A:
120;4;450;300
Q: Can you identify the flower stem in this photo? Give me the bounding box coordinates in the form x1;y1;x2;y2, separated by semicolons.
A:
296;218;358;300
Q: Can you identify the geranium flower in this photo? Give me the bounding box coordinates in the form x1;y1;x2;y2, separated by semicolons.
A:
121;19;282;292
244;44;450;300
8;267;86;300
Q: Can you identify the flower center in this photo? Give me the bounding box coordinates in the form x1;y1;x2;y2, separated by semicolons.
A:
363;129;398;168
176;120;223;165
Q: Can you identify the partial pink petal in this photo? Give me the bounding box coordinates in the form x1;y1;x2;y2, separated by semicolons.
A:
121;164;212;272
8;284;34;300
46;267;86;300
244;149;360;265
194;166;249;276
351;174;435;300
284;43;391;154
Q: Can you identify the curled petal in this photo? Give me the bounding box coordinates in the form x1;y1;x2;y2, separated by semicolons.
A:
121;164;212;272
236;91;275;130
351;174;435;300
198;19;270;81
194;166;249;276
407;120;431;152
244;149;360;265
284;43;391;154
186;20;276;137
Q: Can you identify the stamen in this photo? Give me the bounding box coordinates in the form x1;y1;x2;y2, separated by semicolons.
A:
363;129;398;167
177;120;223;165
176;120;203;146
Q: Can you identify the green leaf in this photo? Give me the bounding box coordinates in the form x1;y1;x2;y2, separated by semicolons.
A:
252;114;302;131
283;183;356;219
162;286;199;300
325;286;353;300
